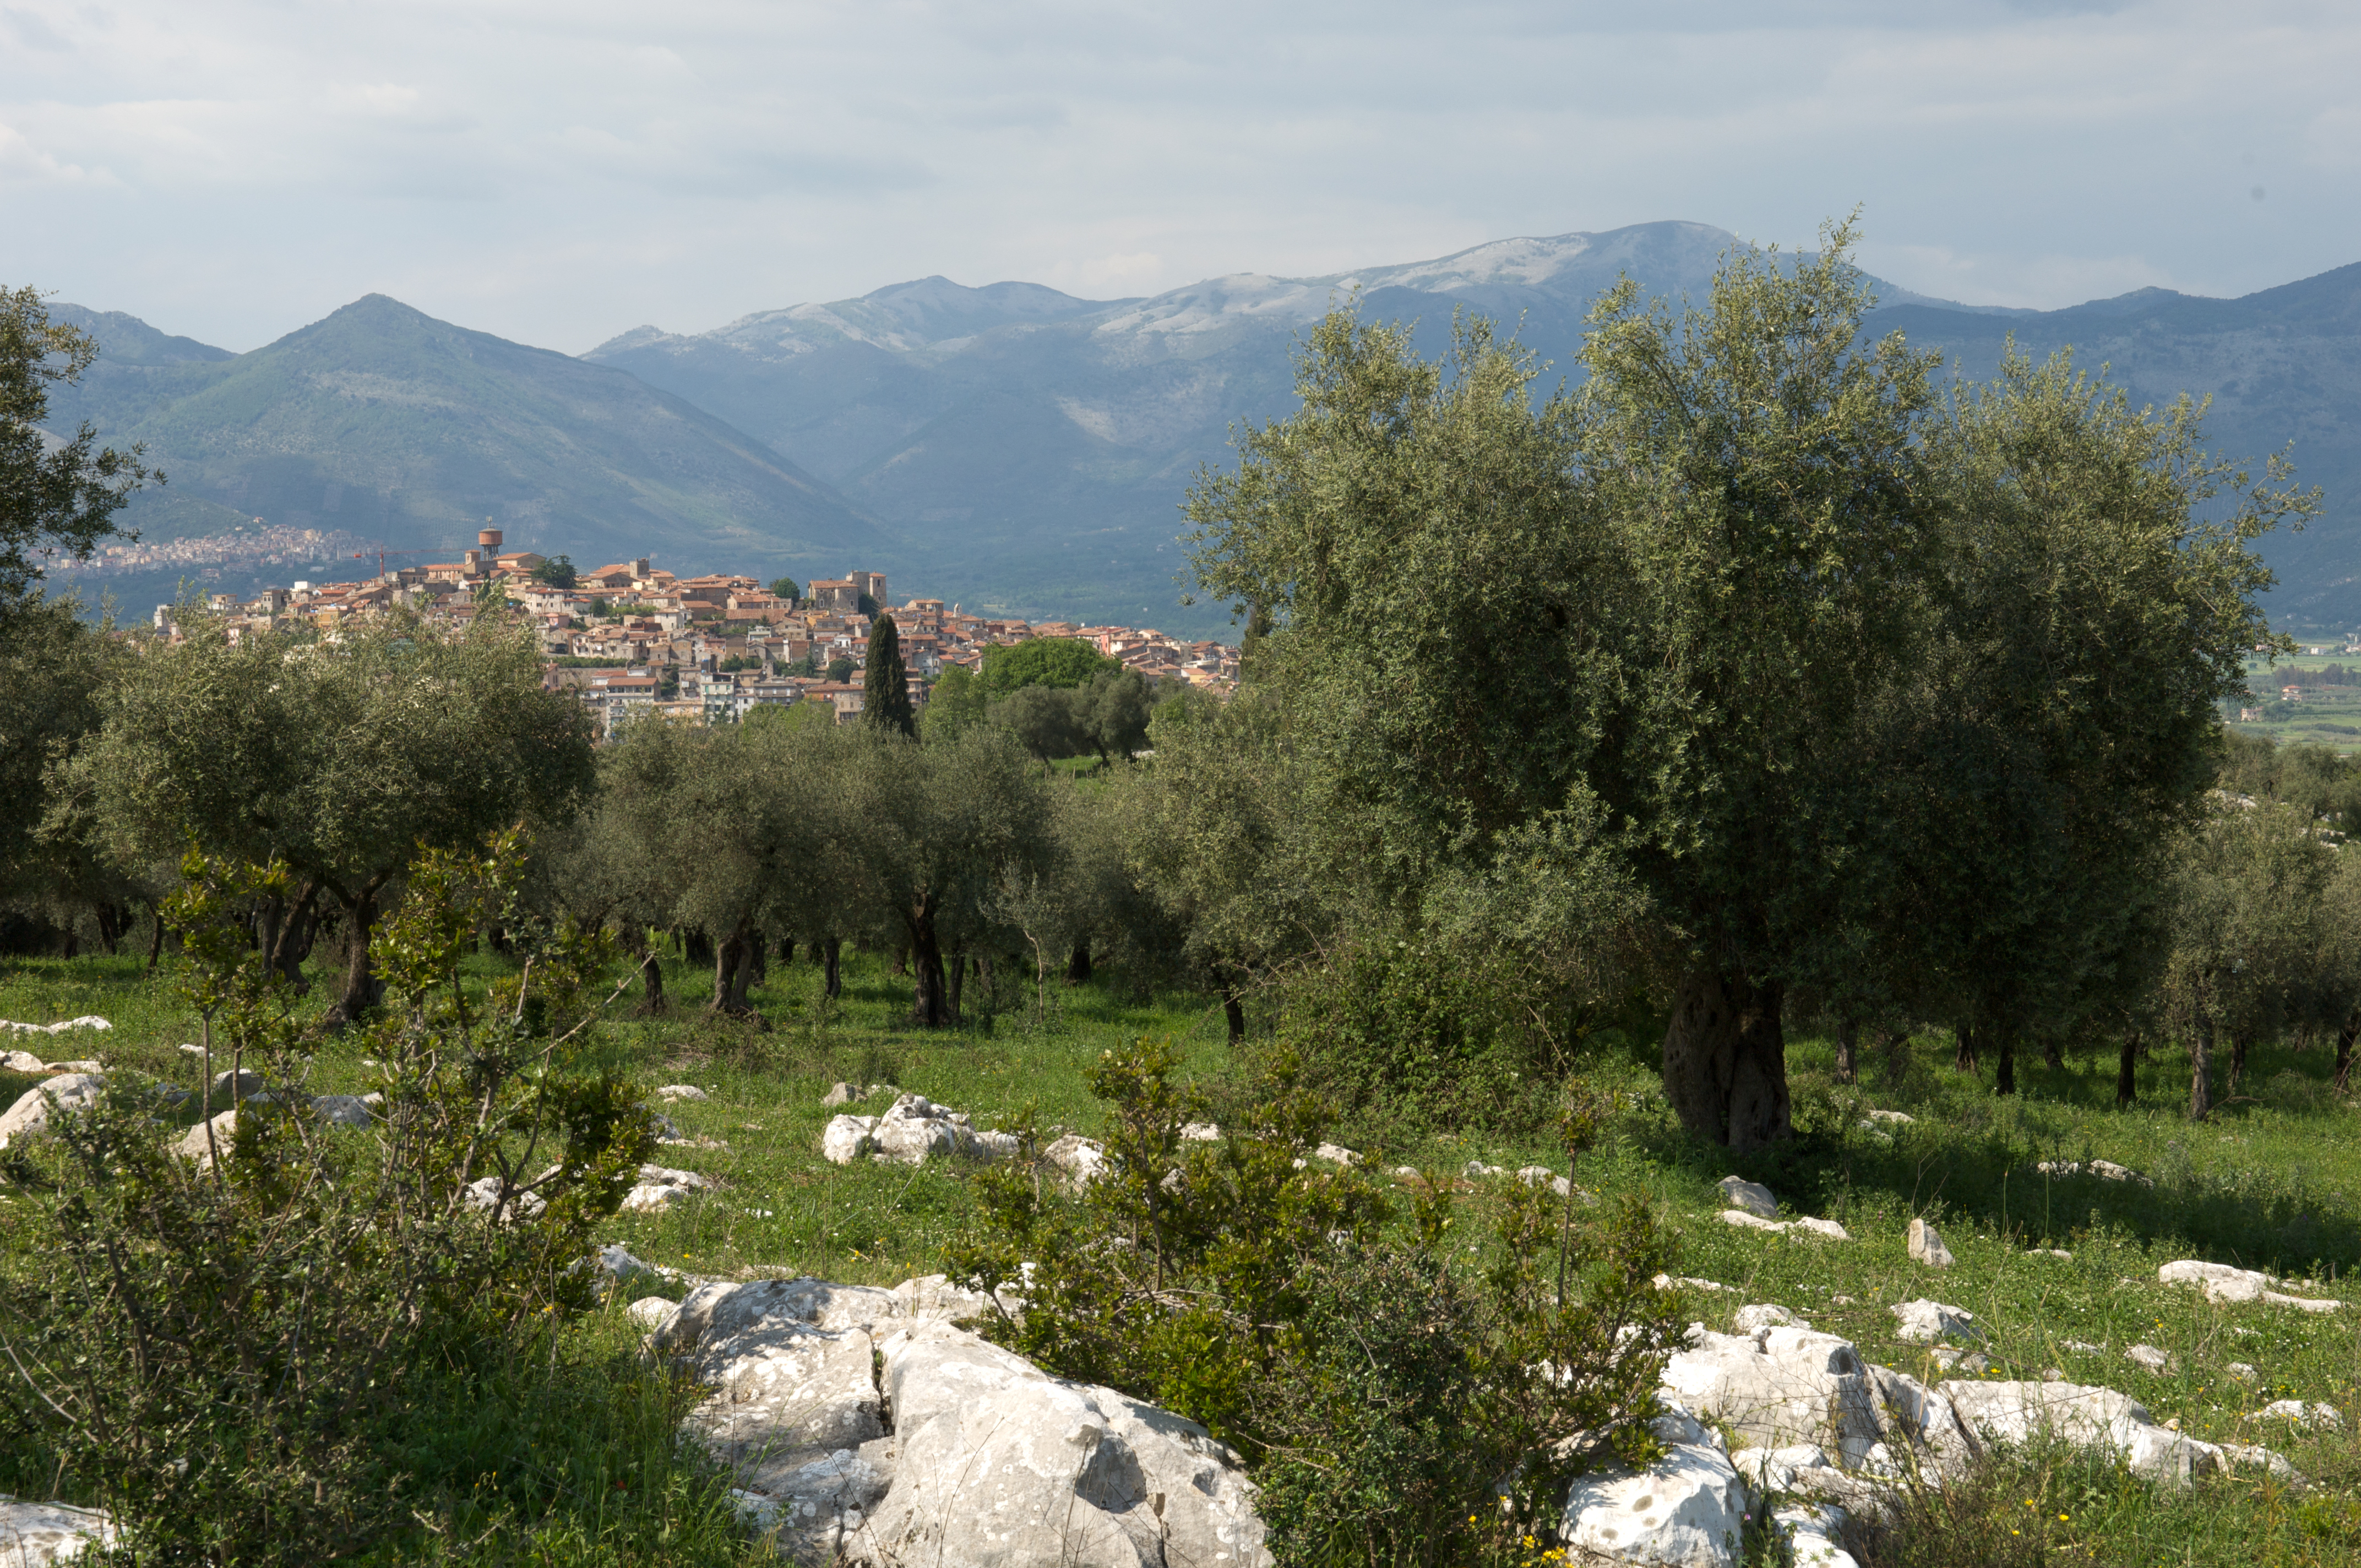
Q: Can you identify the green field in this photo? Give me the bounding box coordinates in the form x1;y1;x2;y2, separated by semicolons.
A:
7;946;2361;1564
2229;651;2361;752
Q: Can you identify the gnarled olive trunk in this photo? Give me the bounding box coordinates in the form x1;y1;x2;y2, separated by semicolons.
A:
327;879;388;1026
822;937;842;1000
711;919;759;1014
2190;1012;2216;1121
1953;1022;1978;1073
946;950;967;1016
1661;970;1791;1152
2228;1032;2251;1097
907;899;951;1027
624;929;667;1015
2116;1031;2139;1108
1832;1017;1857;1085
2336;1010;2357;1095
1994;1028;2016;1097
1065;940;1092;987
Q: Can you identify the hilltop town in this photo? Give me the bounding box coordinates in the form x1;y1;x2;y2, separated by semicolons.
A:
157;525;1241;733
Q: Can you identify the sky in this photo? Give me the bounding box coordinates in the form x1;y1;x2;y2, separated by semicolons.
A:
2;0;2356;355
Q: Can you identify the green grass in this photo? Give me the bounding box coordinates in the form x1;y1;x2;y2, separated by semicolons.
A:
9;946;2361;1563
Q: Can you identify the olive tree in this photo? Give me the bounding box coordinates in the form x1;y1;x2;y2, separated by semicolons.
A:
66;608;594;1021
1184;221;2297;1150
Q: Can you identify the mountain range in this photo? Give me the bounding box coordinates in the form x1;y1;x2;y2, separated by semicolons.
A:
37;222;2361;634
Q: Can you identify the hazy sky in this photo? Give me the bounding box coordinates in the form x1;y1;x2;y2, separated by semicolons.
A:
3;0;2354;354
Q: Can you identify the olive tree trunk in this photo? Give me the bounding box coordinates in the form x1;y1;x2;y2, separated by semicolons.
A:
907;899;952;1027
2190;1013;2216;1121
2336;1010;2357;1095
1832;1017;1857;1085
1661;970;1792;1152
2116;1031;2139;1108
1065;941;1092;986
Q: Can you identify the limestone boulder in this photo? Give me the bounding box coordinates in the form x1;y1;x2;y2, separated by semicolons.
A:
210;1068;266;1102
0;1497;117;1564
1;1050;49;1073
171;1109;241;1169
864;1318;1270;1568
312;1094;373;1127
1890;1299;1983;1347
656;1084;710;1101
1045;1132;1110;1189
0;1015;108;1037
1718;1175;1778;1218
0;1072;105;1151
1943;1380;2222;1485
2159;1259;2342;1313
1659;1325;1890;1469
1560;1403;1748;1568
823;1114;879;1164
2259;1398;2344;1431
1907;1218;1955;1268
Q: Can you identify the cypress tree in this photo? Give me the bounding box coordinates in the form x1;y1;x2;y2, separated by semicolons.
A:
864;613;917;738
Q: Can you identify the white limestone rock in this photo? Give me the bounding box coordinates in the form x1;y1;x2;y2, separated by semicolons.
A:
655;1084;709;1101
1312;1141;1360;1166
1907;1217;1954;1268
822;1114;878;1164
1943;1380;2222;1485
1718;1210;1849;1241
1659;1325;1890;1468
0;1497;117;1563
462;1174;547;1221
312;1093;373;1127
1179;1120;1222;1142
866;1317;1271;1568
1560;1402;1747;1568
0;1016;108;1037
1045;1131;1110;1189
171;1109;241;1169
2158;1259;2342;1313
0;1072;105;1151
1733;1304;1805;1333
1655;1275;1734;1295
1890;1300;1984;1347
1776;1500;1860;1568
1463;1160;1508;1179
2259;1398;2344;1431
1862;1109;1914;1126
2219;1443;2305;1483
2124;1344;2171;1373
209;1068;266;1102
0;1050;50;1073
627;1297;678;1329
2036;1158;2152;1187
819;1081;861;1107
1718;1175;1778;1218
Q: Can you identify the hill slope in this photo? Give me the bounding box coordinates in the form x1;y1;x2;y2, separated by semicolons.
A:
40;295;886;609
600;220;2355;634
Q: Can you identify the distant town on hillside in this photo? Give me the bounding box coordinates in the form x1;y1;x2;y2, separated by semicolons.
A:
151;524;1241;736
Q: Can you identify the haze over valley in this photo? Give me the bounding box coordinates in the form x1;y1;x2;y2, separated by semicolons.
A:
43;220;2361;635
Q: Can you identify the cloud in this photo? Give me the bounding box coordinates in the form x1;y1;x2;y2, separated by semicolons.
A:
0;0;2356;347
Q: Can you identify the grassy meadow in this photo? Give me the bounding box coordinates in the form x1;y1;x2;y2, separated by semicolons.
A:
7;943;2361;1564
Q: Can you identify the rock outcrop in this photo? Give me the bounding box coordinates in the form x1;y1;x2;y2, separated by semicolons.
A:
0;1073;105;1151
650;1275;1268;1566
822;1094;1019;1167
2158;1259;2343;1313
0;1496;117;1563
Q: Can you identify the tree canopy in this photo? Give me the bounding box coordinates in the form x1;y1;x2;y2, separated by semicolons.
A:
1;286;155;625
1184;220;2299;1149
978;636;1118;694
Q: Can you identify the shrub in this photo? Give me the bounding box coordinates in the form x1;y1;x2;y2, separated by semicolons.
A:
1265;939;1568;1137
950;1037;1689;1567
0;836;661;1562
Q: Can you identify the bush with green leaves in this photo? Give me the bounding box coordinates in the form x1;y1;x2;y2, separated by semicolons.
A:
0;834;659;1563
1267;939;1577;1138
950;1037;1687;1567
